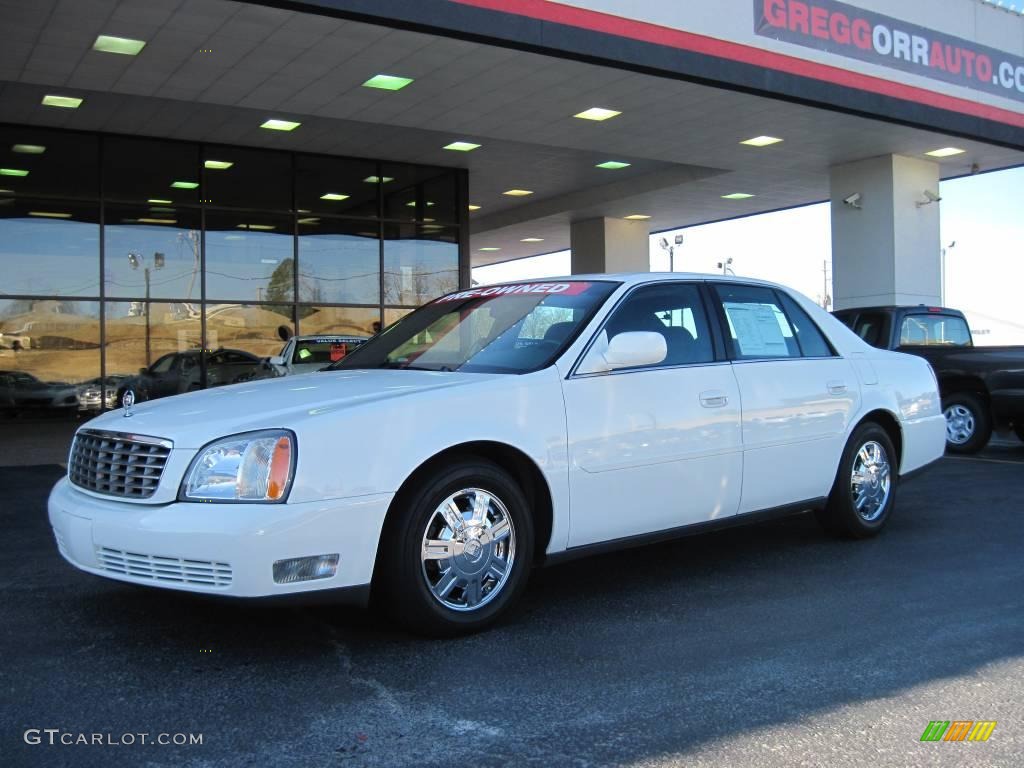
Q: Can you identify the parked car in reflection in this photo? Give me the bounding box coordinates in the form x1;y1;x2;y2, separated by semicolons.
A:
269;334;369;376
77;375;130;413
0;370;80;414
115;348;279;405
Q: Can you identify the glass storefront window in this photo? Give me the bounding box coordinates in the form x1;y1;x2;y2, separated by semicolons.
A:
0;199;100;297
295;154;378;218
205;304;293;384
298;218;380;305
384;307;413;329
383;223;459;305
202;145;292;212
300;306;380;338
205;212;296;302
0;127;98;200
104;207;202;300
382;165;457;224
104;301;202;378
103;137;201;206
0;299;100;417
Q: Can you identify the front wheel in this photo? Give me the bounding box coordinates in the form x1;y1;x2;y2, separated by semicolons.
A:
942;392;991;454
816;423;897;538
377;458;534;636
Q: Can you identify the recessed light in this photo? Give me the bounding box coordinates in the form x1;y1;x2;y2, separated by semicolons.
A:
92;34;146;56
364;176;394;183
171;181;198;189
137;217;177;225
320;193;350;201
405;200;435;207
503;189;533;197
468;204;481;211
479;247;501;252
596;161;630;169
298;217;320;225
42;94;82;108
521;237;544;243
925;147;965;157
722;193;755;199
443;141;480;152
0;168;29;177
574;107;621;121
624;214;651;220
362;74;414;91
28;211;71;218
740;136;783;147
237;223;275;231
260;118;301;131
147;198;173;204
204;160;233;170
12;144;45;154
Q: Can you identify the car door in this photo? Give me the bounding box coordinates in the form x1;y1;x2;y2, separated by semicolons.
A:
562;281;743;547
709;283;859;513
144;354;180;399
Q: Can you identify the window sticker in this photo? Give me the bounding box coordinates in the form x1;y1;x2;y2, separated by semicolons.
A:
435;282;592;303
724;302;789;357
329;343;348;362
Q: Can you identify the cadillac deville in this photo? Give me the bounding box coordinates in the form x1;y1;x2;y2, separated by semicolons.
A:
49;275;945;634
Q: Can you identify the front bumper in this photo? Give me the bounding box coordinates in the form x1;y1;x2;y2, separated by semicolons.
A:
48;477;392;597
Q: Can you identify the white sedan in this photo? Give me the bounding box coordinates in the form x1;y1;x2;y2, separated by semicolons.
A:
49;274;945;634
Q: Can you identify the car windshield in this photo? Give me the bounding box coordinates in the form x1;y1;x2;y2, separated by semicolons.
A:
292;338;366;365
329;280;618;374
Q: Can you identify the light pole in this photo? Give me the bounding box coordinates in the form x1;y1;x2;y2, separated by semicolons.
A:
941;241;956;306
717;257;735;276
658;234;684;272
128;251;165;366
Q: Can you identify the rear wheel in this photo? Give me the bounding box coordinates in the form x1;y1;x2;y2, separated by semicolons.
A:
377;458;534;636
942;392;991;454
816;423;897;538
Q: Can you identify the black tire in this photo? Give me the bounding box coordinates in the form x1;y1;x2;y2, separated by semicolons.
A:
376;457;534;636
942;392;991;454
816;422;898;539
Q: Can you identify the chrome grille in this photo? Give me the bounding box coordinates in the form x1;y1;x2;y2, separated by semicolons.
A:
96;547;233;588
69;430;172;499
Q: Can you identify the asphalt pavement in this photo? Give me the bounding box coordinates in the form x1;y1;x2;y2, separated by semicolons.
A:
1;438;1021;767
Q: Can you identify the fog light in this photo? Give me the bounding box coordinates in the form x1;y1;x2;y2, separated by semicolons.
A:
273;554;339;584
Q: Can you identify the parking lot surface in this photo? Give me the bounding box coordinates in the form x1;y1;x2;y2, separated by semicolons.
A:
1;438;1021;767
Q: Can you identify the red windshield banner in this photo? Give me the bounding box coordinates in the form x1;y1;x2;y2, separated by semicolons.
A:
435;282;593;303
756;0;1024;104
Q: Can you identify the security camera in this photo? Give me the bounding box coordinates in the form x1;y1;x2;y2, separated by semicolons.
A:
924;190;941;203
658;237;669;249
842;193;862;209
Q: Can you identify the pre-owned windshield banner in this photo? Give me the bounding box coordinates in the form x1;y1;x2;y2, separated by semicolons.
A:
755;0;1024;104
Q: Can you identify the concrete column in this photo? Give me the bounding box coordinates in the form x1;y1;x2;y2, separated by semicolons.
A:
570;217;650;274
829;155;941;310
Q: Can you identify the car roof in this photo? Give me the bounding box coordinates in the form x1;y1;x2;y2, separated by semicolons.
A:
292;334;367;341
483;272;792;291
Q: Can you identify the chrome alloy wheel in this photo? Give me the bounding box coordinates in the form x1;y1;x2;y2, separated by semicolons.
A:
944;404;975;446
850;440;892;522
420;488;516;612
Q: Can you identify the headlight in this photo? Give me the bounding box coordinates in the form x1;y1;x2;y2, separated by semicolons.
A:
180;430;295;503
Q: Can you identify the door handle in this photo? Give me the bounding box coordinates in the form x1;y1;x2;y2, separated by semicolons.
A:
827;380;848;395
699;390;729;408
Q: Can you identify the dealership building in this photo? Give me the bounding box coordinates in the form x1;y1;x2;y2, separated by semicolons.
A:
1;0;1023;415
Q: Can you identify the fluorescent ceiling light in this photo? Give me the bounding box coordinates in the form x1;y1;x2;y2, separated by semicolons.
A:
574;107;621;121
92;34;146;55
624;214;651;220
596;161;630;169
362;74;414;91
406;200;435;207
443;141;480;152
12;144;45;154
721;193;755;199
320;193;350;201
260;118;301;131
298;217;320;225
171;181;198;189
479;247;501;252
925;147;965;157
137;218;176;224
468;204;481;211
741;136;783;147
503;189;533;197
29;211;71;218
204;160;233;170
237;223;276;231
363;176;394;183
521;237;544;243
147;198;172;204
41;94;82;108
0;168;29;177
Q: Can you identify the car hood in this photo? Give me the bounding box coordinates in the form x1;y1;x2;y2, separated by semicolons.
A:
80;368;502;448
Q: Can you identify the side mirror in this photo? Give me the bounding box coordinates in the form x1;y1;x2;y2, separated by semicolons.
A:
578;331;667;374
268;356;285;366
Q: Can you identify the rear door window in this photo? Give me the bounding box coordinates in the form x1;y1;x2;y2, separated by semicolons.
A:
712;284;801;360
